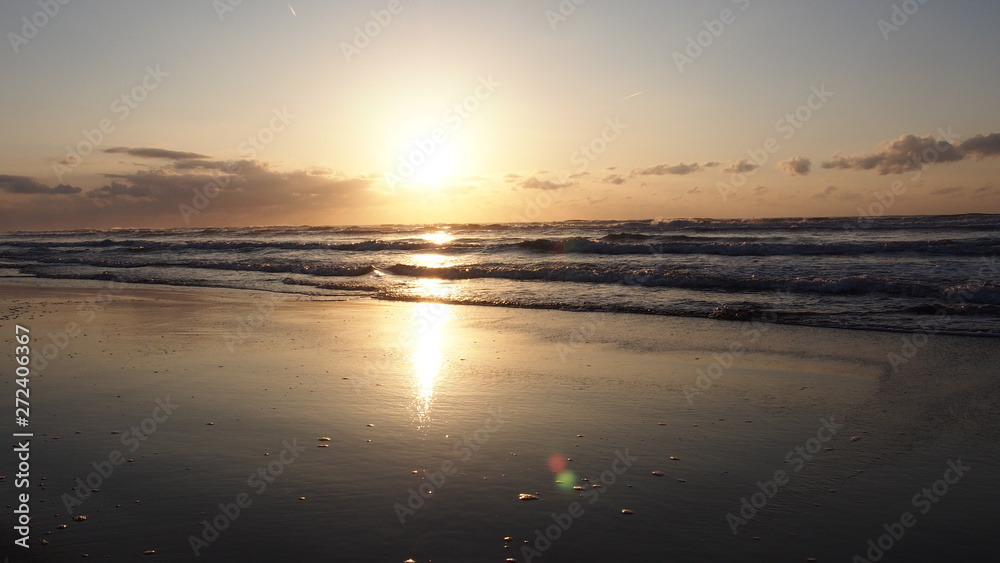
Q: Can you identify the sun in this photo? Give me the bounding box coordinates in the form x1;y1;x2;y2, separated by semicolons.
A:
407;145;456;189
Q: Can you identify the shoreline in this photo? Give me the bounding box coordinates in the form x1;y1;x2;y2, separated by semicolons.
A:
2;278;997;560
4;273;998;339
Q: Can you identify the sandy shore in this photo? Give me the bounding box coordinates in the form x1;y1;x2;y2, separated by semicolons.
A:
2;279;998;561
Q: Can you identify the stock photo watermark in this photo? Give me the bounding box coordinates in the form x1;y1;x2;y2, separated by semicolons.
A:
224;293;290;353
717;84;833;201
384;75;500;190
189;438;307;556
212;0;245;21
513;116;628;222
60;397;179;514
393;407;508;524
848;127;959;228
851;458;969;562
51;65;169;182
672;0;751;73
31;280;125;375
6;0;73;54
521;449;638;562
340;0;416;63
877;0;930;41
682;311;777;405
726;416;843;534
556;313;606;362
886;254;998;373
355;302;449;393
545;0;589;31
179;106;294;223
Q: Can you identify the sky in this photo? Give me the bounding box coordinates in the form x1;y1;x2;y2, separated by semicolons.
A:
1;0;999;230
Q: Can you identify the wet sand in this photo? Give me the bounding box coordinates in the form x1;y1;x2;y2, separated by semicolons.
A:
1;279;998;561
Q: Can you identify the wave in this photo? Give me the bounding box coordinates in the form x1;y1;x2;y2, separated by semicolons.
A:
379;265;1000;304
511;237;998;256
3;239;453;253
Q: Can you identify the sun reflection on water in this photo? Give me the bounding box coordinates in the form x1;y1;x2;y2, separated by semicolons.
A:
420;230;454;245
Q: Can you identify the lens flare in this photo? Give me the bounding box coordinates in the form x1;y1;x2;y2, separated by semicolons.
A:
548;453;576;492
547;453;567;474
555;470;577;492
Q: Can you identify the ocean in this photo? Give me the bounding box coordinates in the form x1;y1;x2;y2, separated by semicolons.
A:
2;214;998;336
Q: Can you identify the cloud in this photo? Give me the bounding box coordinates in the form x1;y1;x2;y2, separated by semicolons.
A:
811;185;839;199
753;185;768;195
87;181;154;199
821;133;964;175
631;162;702;176
602;174;626;185
778;156;811;176
974;185;998;197
0;175;82;195
0;154;378;229
104;147;211;160
931;186;964;196
503;173;522;183
809;185;860;201
687;186;701;194
520;176;573;190
958;133;1000;159
723;159;758;174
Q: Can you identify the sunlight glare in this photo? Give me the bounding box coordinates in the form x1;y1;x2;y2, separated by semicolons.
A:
409;302;452;430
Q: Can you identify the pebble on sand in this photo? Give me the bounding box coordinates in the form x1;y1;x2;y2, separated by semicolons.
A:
651;471;665;476
143;550;156;555
73;515;88;522
669;456;680;460
621;509;635;515
318;437;331;441
518;493;540;501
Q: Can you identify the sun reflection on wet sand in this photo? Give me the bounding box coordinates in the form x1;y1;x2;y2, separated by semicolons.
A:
408;302;452;429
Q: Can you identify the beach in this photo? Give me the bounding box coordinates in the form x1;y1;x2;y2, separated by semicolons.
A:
2;279;997;561
3;0;1000;559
